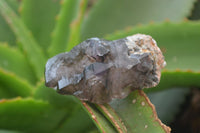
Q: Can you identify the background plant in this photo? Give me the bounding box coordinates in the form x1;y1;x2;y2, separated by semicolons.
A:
0;0;200;132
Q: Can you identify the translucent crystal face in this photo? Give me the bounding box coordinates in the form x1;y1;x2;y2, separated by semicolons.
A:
45;34;166;104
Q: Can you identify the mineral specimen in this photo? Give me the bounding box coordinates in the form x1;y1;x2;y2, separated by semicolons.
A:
45;34;166;104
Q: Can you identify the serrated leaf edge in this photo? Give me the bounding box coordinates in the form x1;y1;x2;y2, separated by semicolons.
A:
138;90;171;132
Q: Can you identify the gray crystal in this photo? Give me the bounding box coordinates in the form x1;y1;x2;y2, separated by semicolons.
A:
45;34;166;104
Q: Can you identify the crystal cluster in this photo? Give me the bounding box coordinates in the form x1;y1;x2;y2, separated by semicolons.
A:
45;34;166;104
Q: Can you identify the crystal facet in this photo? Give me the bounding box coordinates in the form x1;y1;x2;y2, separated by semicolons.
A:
45;34;166;104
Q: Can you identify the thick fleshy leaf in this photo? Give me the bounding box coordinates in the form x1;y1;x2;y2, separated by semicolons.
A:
0;98;68;133
48;0;84;56
0;0;46;80
95;104;127;133
148;71;200;92
0;17;16;45
0;0;19;46
81;0;196;39
34;81;95;132
66;0;88;51
0;69;33;99
55;105;96;133
81;102;117;133
110;90;171;133
0;43;37;84
20;0;60;53
34;80;79;108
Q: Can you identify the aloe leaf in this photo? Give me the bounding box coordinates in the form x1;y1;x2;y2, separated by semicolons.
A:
95;104;127;133
6;0;19;13
81;0;196;39
0;69;33;99
66;0;88;51
20;0;60;53
0;43;37;84
34;81;95;132
55;105;96;133
48;0;83;56
0;98;70;133
81;102;117;133
0;17;16;45
149;71;200;92
0;0;46;80
110;90;171;133
0;0;19;46
34;80;79;108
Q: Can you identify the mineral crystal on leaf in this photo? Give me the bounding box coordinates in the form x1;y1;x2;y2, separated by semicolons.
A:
45;34;166;104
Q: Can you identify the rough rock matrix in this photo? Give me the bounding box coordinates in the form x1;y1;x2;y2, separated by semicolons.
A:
45;34;166;104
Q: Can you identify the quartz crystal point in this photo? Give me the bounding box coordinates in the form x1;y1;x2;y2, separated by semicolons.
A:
45;34;166;104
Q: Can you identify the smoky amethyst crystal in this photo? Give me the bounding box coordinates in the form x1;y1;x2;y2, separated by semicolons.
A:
45;34;166;104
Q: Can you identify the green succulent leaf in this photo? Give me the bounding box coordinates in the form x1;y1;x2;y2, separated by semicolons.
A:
48;0;84;56
34;81;79;108
55;105;96;133
0;0;46;80
0;17;16;45
151;70;200;92
81;0;196;39
0;98;70;133
20;0;61;54
95;104;127;133
66;0;88;51
0;69;33;99
0;43;37;84
82;102;117;133
6;0;19;13
34;82;96;133
110;90;171;133
0;0;19;46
